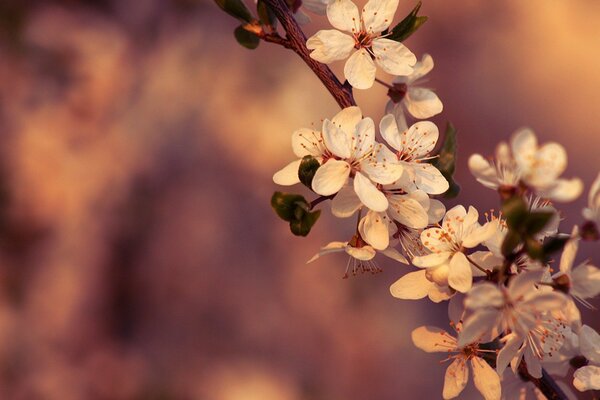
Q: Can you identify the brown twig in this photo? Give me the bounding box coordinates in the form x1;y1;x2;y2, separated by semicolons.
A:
518;362;567;400
259;0;356;109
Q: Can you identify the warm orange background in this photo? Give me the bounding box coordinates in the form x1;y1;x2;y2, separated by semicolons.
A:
0;0;599;399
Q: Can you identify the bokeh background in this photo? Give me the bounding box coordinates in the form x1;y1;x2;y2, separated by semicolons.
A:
0;0;599;399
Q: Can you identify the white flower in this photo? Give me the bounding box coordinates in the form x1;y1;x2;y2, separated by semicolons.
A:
292;0;330;24
569;325;600;392
583;172;600;222
306;0;416;89
308;235;407;278
552;226;600;308
379;114;449;195
468;128;583;202
458;271;569;378
411;205;499;293
384;53;443;121
411;325;501;400
390;269;453;303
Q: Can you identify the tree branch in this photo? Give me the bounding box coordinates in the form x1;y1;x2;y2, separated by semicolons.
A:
518;362;567;400
259;0;356;108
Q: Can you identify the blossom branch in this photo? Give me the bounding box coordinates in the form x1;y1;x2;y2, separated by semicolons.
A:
259;0;356;108
518;362;568;400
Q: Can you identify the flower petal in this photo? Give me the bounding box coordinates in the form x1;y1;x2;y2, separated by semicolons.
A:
390;270;432;299
359;210;390;250
354;117;375;158
411;325;456;353
306;30;355;63
353;171;388;212
312;159;351;195
463;220;499;248
330;184;362;217
322;118;353;158
307;241;347;263
326;0;360;32
458;309;500;348
413;163;449;194
471;357;501;400
579;325;600;364
406;53;434;83
379;113;403;151
381;246;408;264
273;159;301;185
361;0;398;34
331;106;363;137
372;38;416;76
468;154;500;190
537;178;583;202
573;365;600;391
404;120;439;158
496;333;522;376
405;87;443;119
412;252;452;268
443;358;469;399
571;263;600;300
346;245;376;260
292;128;324;158
344;48;377;89
387;196;428;229
448;252;472;293
302;0;329;14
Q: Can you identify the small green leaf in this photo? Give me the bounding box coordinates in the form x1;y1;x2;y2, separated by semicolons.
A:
502;197;528;231
215;0;254;22
290;210;321;237
387;2;427;42
526;238;544;261
431;122;460;198
542;236;569;257
271;192;307;222
298;155;320;189
257;0;277;28
234;25;260;49
502;230;522;257
524;211;555;236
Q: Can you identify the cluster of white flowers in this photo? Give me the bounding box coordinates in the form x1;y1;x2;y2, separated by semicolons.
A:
268;0;600;398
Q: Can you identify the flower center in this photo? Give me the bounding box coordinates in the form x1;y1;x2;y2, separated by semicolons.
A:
353;30;373;49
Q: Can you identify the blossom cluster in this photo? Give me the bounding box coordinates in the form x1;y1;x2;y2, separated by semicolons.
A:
266;0;600;398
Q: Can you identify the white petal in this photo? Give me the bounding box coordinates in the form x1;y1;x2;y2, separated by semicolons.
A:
428;199;446;224
307;241;347;262
448;252;472;293
508;269;545;300
537;178;583;202
306;30;355;63
293;9;311;24
344;48;377;89
381;246;408;263
405;87;443;119
353;117;375;158
413;163;449;195
412;252;452;268
511;128;538;171
579;325;600;364
471;357;501;400
496;333;522;376
326;0;360;32
311;159;351;195
331;106;363;137
426;264;450;286
359;211;390;250
531;142;567;183
559;227;579;273
420;227;454;253
390;270;432;299
411;325;456;353
361;0;398;34
345;245;376;260
292;128;324;158
443;358;469;399
571;263;600;300
372;38;416;76
379;113;402;151
468;154;500;190
387;196;428;229
330;184;362;217
463;220;499;248
588;172;600;208
405;53;434;83
573;366;600;391
322;118;352;158
464;282;504;309
467;251;502;277
360;143;404;184
353;171;388;212
404;120;439;158
520;292;568;312
273;159;301;185
428;284;453;303
523;346;542;378
302;0;329;14
458;309;500;348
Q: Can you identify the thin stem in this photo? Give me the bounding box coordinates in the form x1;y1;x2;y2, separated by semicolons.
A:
260;0;356;108
517;362;567;400
310;194;335;210
374;77;393;89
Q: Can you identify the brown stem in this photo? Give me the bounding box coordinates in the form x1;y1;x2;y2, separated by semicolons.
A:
517;362;567;400
310;194;335;210
260;0;356;108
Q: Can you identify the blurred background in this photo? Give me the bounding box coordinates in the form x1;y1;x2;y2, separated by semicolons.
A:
0;0;599;398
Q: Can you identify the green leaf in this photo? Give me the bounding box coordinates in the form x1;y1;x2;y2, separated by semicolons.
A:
431;122;460;198
386;2;427;42
271;192;307;222
524;211;555;236
298;155;320;189
526;238;544;261
502;197;528;231
501;230;522;257
234;25;260;49
290;210;321;237
542;236;569;257
257;0;277;28
214;0;254;22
